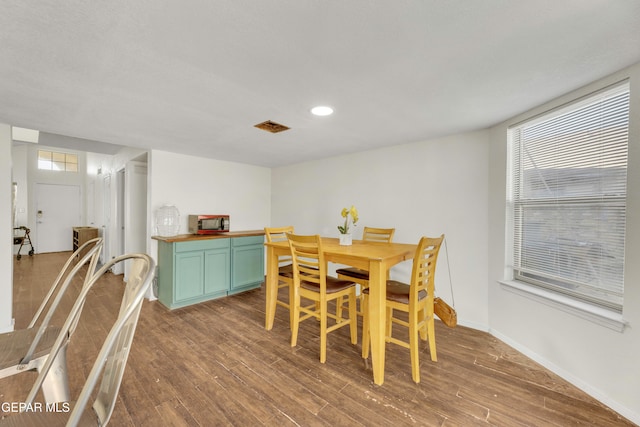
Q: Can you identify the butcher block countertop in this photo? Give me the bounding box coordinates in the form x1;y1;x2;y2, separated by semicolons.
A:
152;230;265;243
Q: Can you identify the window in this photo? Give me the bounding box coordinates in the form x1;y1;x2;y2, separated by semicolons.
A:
507;81;629;313
37;150;78;172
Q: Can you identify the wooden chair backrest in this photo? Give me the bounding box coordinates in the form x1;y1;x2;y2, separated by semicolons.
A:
264;226;294;243
287;234;326;292
362;227;395;243
410;235;444;307
265;226;294;265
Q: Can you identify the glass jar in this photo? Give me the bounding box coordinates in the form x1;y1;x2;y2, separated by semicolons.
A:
155;204;180;236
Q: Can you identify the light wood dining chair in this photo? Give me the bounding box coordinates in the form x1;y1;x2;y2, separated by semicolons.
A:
287;234;358;363
264;226;295;327
0;238;103;404
362;234;444;383
335;226;395;318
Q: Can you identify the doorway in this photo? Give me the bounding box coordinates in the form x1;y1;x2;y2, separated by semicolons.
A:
35;183;81;253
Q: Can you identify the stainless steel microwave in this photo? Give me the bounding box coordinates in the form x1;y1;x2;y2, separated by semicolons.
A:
188;215;230;234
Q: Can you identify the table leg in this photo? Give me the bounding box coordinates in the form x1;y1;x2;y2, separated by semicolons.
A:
368;261;387;385
265;246;278;330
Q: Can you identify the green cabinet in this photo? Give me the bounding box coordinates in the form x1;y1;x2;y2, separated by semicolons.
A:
157;234;263;310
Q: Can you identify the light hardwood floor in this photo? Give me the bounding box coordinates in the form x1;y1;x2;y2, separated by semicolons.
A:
1;252;635;426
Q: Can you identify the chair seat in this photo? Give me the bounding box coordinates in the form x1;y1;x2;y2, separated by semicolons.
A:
335;267;369;281
278;263;294;278
0;326;61;371
301;276;356;294
279;263;318;278
363;280;427;304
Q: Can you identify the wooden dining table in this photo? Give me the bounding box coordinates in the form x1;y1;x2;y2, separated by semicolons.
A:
264;237;417;385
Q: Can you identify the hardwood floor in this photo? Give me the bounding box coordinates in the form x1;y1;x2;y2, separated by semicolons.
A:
2;252;635;426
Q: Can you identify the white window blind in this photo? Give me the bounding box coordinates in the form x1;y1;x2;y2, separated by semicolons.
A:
508;81;629;312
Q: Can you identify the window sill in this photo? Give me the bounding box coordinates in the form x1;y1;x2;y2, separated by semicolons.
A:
499;280;628;332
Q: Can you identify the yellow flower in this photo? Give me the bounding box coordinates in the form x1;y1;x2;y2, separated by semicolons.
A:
338;205;358;234
350;206;359;224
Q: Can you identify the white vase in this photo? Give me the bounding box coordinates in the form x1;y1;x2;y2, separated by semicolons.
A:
339;233;352;246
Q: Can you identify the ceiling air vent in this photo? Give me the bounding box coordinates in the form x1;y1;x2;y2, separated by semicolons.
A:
254;120;290;134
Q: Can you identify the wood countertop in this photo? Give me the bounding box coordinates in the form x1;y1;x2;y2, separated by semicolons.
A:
152;229;265;243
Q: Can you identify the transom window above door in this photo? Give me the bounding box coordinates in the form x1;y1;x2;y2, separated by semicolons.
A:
37;150;78;172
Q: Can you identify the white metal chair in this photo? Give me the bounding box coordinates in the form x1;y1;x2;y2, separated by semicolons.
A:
0;238;103;403
0;253;155;427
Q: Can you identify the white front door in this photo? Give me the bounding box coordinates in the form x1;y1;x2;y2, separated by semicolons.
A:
35;183;81;253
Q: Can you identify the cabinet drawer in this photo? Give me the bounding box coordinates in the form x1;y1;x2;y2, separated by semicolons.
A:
175;239;230;252
232;235;264;247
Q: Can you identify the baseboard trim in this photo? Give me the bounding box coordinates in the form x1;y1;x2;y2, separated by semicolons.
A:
489;327;640;425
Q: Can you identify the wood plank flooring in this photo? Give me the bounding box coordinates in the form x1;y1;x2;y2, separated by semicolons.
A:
1;252;635;426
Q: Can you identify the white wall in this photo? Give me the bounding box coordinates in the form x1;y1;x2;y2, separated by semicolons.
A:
488;63;640;423
148;149;271;262
271;130;491;329
1;124;14;333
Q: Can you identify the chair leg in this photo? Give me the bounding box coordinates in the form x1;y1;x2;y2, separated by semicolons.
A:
291;292;300;348
337;283;368;319
348;291;357;345
357;284;369;316
427;316;437;362
40;343;71;404
335;295;345;321
355;294;362;317
386;307;393;338
418;307;428;341
409;310;420;383
320;298;328;363
288;282;295;328
361;294;370;359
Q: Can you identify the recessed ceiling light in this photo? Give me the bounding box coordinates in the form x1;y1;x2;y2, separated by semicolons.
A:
311;106;334;116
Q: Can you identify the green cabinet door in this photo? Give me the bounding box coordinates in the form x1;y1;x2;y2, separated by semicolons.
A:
230;236;264;293
175;251;204;301
204;248;230;296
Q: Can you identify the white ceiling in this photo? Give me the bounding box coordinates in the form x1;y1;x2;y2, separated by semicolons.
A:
1;1;640;167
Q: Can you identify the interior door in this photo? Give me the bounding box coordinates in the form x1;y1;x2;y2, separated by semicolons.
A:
111;169;125;275
102;174;111;265
35;183;81;253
